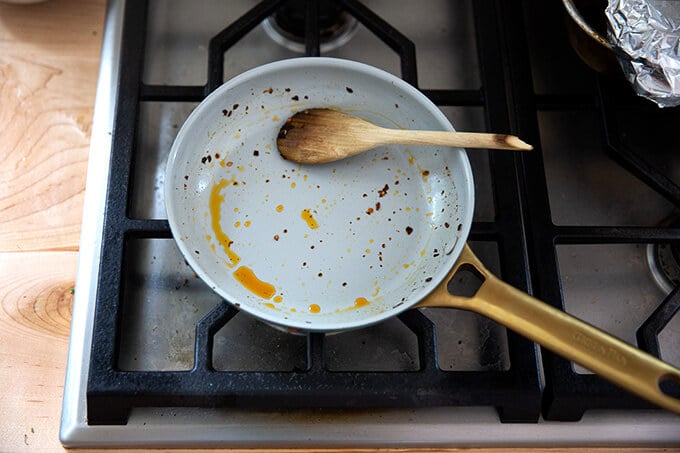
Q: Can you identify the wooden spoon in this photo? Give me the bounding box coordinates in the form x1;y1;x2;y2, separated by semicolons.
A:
277;108;532;164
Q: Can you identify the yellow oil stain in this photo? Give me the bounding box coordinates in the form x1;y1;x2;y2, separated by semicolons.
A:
205;234;212;241
272;115;280;121
233;133;241;139
321;198;326;203
233;265;276;299
354;297;370;308
233;207;239;213
263;302;277;310
403;263;410;269
244;220;252;227
369;239;374;244
365;248;371;254
301;209;319;229
209;179;241;267
290;308;297;313
291;182;296;188
276;204;284;212
210;243;216;252
237;165;245;172
372;286;380;297
304;175;308;181
309;303;321;313
273;295;283;303
420;248;426;257
405;207;411;212
408;156;415;166
234;221;241;228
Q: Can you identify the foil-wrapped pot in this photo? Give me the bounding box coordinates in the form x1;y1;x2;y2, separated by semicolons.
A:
605;0;680;107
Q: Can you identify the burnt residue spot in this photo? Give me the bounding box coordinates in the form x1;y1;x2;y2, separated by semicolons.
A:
362;193;368;198
445;222;450;228
457;223;463;231
215;153;221;159
274;234;280;241
405;226;414;235
422;170;430;177
395;103;399;108
366;207;374;215
285;88;291;92
342;282;347;287
227;110;232;117
201;154;212;164
222;109;228;116
291;95;299;101
425;277;433;282
232;103;239;110
253;150;260;156
304;95;309;100
184;175;189;180
346;86;354;93
263;87;273;94
375;202;381;211
433;249;440;258
194;250;200;254
318;272;323;277
378;184;389;197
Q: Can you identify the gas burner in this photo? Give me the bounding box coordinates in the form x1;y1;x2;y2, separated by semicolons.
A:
262;4;358;53
647;217;680;293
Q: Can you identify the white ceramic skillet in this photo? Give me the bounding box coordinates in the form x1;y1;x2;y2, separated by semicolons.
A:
166;58;680;414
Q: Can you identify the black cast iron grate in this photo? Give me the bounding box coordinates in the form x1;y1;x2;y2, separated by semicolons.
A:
87;0;543;425
499;0;680;421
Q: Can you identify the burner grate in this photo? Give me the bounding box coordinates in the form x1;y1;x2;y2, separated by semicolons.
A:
86;0;543;425
502;0;680;421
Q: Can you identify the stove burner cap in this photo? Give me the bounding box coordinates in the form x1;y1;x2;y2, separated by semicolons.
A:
262;8;358;53
647;219;680;293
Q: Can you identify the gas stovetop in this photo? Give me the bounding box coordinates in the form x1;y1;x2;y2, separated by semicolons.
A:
61;0;680;448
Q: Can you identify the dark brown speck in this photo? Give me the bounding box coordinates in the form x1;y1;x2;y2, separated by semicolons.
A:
346;87;354;93
405;226;414;235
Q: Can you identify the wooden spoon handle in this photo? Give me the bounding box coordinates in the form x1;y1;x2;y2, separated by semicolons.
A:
377;129;533;151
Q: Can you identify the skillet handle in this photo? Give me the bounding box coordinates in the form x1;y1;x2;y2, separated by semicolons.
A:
416;244;680;415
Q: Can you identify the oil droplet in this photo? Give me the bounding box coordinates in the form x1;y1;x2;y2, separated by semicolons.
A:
244;220;251;227
233;207;239;212
273;295;283;303
209;179;241;267
290;307;297;313
309;303;320;313
233;266;276;299
402;263;410;268
321;198;326;203
276;204;284;212
408;156;415;166
234;221;241;227
355;297;370;308
237;165;245;172
301;209;319;229
263;302;276;309
291;182;296;188
205;234;212;241
272;115;280;121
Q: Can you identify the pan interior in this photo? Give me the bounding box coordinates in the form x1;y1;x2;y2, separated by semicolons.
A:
165;58;473;332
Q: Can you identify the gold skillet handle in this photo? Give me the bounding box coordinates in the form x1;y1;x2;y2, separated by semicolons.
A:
416;244;680;415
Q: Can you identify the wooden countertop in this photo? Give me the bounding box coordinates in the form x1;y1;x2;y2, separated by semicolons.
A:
0;1;670;452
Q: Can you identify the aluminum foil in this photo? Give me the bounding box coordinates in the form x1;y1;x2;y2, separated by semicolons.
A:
605;0;680;107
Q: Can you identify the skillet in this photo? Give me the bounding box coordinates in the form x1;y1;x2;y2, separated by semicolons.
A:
165;57;680;414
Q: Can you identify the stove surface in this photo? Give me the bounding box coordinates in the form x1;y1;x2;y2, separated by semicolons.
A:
61;0;680;447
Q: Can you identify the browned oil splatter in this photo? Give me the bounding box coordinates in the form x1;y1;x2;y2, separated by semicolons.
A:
309;303;321;313
276;204;284;212
209;179;241;267
301;209;319;229
233;266;276;299
274;295;283;303
354;297;370;308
